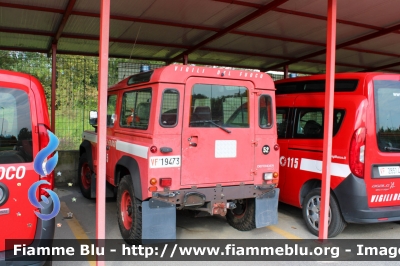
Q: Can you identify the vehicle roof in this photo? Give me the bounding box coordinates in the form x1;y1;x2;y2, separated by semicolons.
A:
275;72;397;84
109;65;275;91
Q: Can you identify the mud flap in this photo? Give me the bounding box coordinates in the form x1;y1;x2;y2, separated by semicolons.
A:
142;199;176;243
255;188;280;228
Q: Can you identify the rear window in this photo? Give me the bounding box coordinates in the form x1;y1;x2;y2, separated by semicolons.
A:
276;80;358;94
374;80;400;152
190;84;249;128
0;88;33;163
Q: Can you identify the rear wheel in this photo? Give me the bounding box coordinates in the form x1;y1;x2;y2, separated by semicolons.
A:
226;198;256;231
78;153;92;199
302;188;347;238
117;176;142;244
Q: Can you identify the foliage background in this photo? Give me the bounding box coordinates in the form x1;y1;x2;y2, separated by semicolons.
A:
0;51;164;150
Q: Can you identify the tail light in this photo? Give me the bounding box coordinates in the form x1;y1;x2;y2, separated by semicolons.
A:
349;127;366;178
160;178;172;187
38;124;54;196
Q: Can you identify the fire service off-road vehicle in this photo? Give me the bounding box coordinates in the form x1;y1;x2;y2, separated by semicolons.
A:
79;65;280;243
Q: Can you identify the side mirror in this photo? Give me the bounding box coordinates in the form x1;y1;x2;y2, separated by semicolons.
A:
89;111;98;126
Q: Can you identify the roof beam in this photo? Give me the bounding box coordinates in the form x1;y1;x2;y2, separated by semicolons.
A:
2;2;399;59
265;21;400;71
0;27;387;71
167;0;288;63
362;61;400;72
50;0;77;47
213;0;400;33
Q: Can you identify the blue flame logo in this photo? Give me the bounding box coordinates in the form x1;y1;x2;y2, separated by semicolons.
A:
28;130;61;221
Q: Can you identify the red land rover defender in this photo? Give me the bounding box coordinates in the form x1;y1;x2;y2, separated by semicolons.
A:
0;70;54;264
79;65;280;243
275;73;400;237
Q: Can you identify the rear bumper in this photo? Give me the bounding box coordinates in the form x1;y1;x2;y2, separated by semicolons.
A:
1;197;55;266
152;183;276;208
334;174;400;223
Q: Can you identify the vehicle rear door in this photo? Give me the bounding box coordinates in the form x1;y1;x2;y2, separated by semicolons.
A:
365;75;400;208
181;78;255;186
0;80;38;251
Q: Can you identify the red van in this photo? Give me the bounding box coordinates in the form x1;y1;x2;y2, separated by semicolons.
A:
275;73;400;237
0;70;54;265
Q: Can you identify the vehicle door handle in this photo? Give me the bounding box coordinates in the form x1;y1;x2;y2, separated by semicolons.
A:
188;136;198;147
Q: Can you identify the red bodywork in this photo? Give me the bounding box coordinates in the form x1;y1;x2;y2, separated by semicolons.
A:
82;65;279;204
0;70;52;251
276;72;400;223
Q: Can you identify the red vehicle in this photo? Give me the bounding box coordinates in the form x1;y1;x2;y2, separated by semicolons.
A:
79;65;280;243
275;73;400;237
0;70;54;264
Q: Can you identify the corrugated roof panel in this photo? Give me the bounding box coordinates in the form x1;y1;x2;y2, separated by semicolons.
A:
136;0;252;28
0;32;49;50
347;34;400;56
0;7;61;32
118;23;212;46
58;38;99;54
0;0;69;10
63;15;100;37
109;43;183;60
207;33;321;58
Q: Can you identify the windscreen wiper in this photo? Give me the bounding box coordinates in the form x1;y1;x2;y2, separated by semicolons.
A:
384;146;400;151
190;120;231;133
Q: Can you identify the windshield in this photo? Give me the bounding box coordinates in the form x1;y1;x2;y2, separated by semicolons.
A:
374;80;400;152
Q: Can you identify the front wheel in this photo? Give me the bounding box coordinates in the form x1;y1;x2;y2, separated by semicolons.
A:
78;153;92;199
226;198;256;231
117;176;142;244
302;188;347;238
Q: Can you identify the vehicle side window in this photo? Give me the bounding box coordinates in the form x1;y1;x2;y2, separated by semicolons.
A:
160;89;179;127
277;108;289;138
120;88;152;130
107;95;117;127
0;88;33;163
259;95;273;128
294;108;345;139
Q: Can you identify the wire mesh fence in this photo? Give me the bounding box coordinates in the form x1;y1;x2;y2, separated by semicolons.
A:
0;51;289;150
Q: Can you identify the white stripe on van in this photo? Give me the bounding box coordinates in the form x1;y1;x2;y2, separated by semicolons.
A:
82;132;97;143
300;158;351;178
116;141;148;159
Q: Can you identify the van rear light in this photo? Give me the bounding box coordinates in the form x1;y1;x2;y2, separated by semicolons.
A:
349;127;366;178
37;124;55;196
160;178;172;187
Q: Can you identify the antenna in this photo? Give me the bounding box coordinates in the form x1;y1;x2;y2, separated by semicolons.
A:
129;25;142;60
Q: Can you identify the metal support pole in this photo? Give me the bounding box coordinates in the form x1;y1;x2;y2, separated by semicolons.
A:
183;54;188;65
283;65;289;79
51;44;57;133
97;0;110;264
319;0;337;240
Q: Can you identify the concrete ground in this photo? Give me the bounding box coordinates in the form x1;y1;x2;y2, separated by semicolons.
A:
51;185;400;266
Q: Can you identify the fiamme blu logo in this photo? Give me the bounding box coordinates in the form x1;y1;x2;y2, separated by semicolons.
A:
28;130;60;220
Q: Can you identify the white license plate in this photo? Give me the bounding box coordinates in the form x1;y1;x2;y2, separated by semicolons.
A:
149;156;181;168
378;166;400;176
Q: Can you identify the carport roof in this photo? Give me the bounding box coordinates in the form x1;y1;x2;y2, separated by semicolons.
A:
1;0;400;74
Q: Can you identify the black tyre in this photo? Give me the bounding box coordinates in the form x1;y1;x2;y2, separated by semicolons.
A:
78;153;92;199
226;198;256;231
302;188;347;238
117;176;142;244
